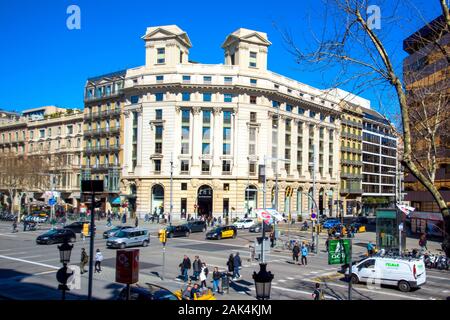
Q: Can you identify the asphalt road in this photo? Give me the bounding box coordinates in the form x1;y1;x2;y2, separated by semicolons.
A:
0;220;449;300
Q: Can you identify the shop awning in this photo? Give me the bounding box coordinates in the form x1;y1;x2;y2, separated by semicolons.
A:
112;197;121;205
409;211;444;221
68;192;81;199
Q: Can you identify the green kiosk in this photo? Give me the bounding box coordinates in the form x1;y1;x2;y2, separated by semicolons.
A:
376;208;406;253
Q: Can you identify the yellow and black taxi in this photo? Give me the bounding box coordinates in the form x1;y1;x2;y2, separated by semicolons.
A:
205;225;237;240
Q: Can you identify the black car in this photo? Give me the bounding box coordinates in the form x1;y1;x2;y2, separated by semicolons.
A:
186;220;207;233
103;225;133;239
206;225;237;240
249;223;273;233
353;216;369;224
64;221;96;235
36;229;76;245
116;284;180;300
166;225;190;238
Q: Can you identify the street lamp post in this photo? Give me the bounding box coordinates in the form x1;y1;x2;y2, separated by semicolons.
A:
252;263;274;300
169;153;174;226
57;240;73;300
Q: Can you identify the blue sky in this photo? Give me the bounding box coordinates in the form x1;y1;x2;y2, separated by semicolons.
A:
0;0;443;120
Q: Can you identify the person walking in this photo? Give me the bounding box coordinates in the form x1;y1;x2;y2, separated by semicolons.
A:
226;254;234;277
95;249;103;273
325;236;331;253
212;267;221;293
270;231;275;248
122;213;127;224
12;220;18;233
144;213;149;223
301;243;308;265
135;216;139;228
419;234;428;252
106;215;112;227
292;242;300;264
312;283;325;300
218;216;222;225
199;262;209;288
80;248;89;274
232;252;242;280
179;255;191;282
192;256;202;281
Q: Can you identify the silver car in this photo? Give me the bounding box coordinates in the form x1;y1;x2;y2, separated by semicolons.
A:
106;228;150;249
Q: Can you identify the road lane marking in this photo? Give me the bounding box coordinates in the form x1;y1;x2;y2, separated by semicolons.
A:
270;285;339;300
427;275;450;281
0;234;18;237
0;255;59;270
0;249;11;252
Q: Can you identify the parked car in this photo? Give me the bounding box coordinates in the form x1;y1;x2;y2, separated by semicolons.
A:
117;283;180;300
186;220;207;233
233;219;256;229
322;219;341;229
36;228;76;245
103;225;134;239
166;225;190;238
106;228;150;249
64;221;96;235
249;223;273;233
206;226;237;240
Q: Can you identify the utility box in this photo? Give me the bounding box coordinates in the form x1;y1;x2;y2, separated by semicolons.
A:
376;209;406;252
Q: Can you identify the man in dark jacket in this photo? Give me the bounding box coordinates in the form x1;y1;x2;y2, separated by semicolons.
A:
292;242;300;264
192;256;202;280
180;255;191;282
232;252;242;280
80;248;89;274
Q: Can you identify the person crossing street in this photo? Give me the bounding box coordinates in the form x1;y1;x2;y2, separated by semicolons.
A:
292;242;300;264
192;256;202;281
80;248;89;274
179;255;191;282
95;248;103;273
301;243;308;265
232;252;242;280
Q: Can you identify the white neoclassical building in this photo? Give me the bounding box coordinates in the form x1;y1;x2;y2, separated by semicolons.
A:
120;25;345;221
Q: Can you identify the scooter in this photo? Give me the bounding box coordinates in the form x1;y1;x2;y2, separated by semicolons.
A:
436;255;449;270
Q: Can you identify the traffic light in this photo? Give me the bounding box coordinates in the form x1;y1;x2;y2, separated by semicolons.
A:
158;229;167;243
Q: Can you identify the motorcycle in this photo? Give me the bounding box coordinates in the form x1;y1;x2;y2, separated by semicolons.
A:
436;255;449;270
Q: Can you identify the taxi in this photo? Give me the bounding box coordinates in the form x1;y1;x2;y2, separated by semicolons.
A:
174;286;216;300
205;225;237;240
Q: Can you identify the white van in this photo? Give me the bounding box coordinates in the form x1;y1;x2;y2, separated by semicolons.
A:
350;256;426;292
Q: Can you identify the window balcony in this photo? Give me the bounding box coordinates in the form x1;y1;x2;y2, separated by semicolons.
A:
84;90;122;102
342;159;363;166
340;188;363;194
340;172;363;180
341;146;362;154
341;118;363;128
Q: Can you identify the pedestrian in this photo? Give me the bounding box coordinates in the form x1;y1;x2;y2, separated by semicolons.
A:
135;216;139;227
144;213;149;223
292;242;300;264
106;215;112;227
179;255;191;282
80;248;89;274
325;236;331;253
270;231;275;248
199;262;209;288
122;213;127;224
367;241;375;256
212;267;221;293
301;243;308;265
227;254;234;277
23;220;28;232
419;234;428;252
218;216;222;225
192;256;202;280
190;283;200;299
232;252;242;280
12;220;18;233
95;249;103;273
312;283;325;300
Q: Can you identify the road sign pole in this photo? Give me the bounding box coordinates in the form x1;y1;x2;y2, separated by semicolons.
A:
88;191;95;300
348;239;352;301
162;242;166;280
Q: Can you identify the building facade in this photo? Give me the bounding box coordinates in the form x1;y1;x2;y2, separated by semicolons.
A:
402;15;450;212
0;107;83;208
361;108;398;215
112;25;346;220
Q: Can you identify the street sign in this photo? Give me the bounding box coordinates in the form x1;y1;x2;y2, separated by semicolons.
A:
115;249;139;284
310;212;317;221
328;239;351;265
48;198;56;206
260;211;271;224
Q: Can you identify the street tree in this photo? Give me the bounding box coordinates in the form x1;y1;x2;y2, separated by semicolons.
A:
280;0;450;255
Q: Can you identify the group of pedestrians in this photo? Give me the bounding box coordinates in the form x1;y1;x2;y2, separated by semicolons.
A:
292;242;309;265
79;248;104;274
226;252;242;280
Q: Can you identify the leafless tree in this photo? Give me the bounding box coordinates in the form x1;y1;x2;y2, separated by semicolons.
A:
280;0;450;254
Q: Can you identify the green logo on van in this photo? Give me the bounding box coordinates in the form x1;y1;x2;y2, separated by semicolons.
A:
385;263;399;267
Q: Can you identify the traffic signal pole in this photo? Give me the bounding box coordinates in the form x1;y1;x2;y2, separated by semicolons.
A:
88;191;95;300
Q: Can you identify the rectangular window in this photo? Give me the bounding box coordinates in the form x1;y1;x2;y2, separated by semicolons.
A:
155;93;164;101
180;161;189;173
182;92;191;101
250;78;257;85
182;75;191;83
298;108;305;115
223;143;231;155
224;77;232;84
40;129;45;138
181;143;189;154
272;101;280;108
181;183;188;190
249;51;257;67
154;160;161;173
202;143;210;154
182;109;190;124
202;127;211;140
155;142;162;154
67;125;73;135
157;48;165;64
224;93;233;102
48;128;52;137
224;111;232;124
155;126;163;140
310;111;316;118
155;109;163;120
203;92;212;102
250;96;257;104
223;127;231;140
203;76;212;84
286;105;293;112
130;95;139;104
182;126;190;139
202;160;210;173
250;112;257;122
222;160;231;173
249;162;256;175
156;75;164;83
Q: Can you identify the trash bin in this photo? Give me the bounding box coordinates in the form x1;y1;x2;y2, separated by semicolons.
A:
221;274;230;294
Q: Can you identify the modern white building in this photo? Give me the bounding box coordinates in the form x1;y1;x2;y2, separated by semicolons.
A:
118;25;347;221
